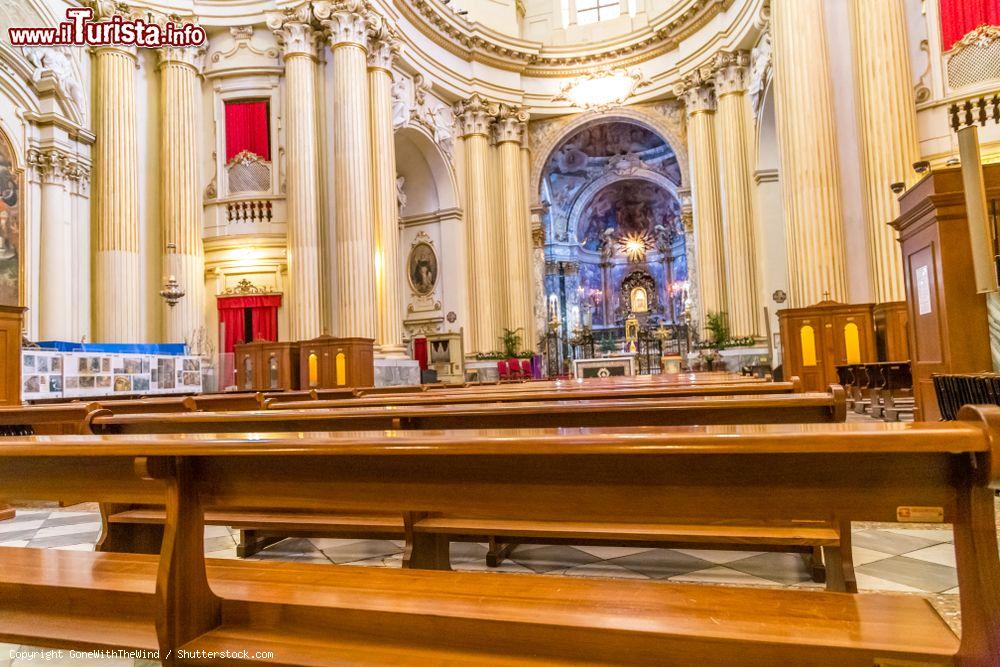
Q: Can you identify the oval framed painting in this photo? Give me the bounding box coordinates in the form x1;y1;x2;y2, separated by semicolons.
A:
407;241;438;297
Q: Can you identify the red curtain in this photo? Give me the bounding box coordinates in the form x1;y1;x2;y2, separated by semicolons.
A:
225;101;270;162
940;0;1000;50
217;295;282;354
413;337;429;371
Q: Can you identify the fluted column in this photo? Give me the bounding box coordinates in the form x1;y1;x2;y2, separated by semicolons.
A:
318;1;376;339
92;45;140;343
521;139;537;350
849;0;920;304
494;105;534;345
158;46;205;344
367;24;406;357
714;52;762;338
486;137;507;335
680;79;728;334
772;0;847;306
268;6;323;340
455;95;499;354
29;149;75;341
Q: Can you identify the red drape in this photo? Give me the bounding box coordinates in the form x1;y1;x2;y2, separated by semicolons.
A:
251;306;278;342
940;0;1000;50
225;101;271;162
413;337;429;371
217;295;282;354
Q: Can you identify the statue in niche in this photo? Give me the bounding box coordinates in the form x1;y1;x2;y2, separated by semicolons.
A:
391;78;411;130
395;176;407;211
630;286;649;314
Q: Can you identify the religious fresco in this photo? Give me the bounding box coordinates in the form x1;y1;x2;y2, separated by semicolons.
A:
577;180;682;252
0;133;20;307
550;122;665;174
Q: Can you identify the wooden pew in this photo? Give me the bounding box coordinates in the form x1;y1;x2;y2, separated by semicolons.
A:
0;402;96;435
881;362;915;422
91;389;848;583
0;414;996;664
266;377;803;410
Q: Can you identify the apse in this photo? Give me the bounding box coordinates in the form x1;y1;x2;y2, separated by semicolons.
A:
540;120;687;334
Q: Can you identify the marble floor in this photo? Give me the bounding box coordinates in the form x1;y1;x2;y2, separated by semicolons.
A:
1;498;988;666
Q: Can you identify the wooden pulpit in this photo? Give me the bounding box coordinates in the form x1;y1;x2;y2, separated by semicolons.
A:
891;165;998;421
778;301;876;393
0;305;24;407
298;336;375;389
235;341;300;392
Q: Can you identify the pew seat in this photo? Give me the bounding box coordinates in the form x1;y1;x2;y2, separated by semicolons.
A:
0;546;959;665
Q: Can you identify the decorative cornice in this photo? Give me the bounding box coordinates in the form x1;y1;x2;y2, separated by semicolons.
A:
266;3;320;59
396;0;734;76
454;94;499;138
315;0;371;50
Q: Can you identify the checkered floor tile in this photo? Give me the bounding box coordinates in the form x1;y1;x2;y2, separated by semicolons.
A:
1;498;989;666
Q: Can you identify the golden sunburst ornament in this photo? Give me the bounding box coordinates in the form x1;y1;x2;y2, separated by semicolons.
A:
618;232;653;262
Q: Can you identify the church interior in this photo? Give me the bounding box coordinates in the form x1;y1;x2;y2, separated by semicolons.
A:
0;0;999;664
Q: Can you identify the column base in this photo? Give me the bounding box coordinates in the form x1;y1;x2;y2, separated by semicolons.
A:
375;343;409;359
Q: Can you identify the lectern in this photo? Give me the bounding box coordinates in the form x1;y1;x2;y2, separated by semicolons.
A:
298;336;374;389
891;166;998;420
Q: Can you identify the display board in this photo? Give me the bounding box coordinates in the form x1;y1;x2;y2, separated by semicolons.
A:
22;351;203;401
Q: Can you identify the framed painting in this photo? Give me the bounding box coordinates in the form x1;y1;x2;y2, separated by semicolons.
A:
0;131;21;307
407;239;438;297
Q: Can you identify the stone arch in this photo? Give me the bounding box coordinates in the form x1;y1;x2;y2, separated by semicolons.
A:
566;168;681;246
394;124;458;217
531;106;688;202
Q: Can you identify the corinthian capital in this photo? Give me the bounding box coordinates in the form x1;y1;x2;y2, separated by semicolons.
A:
367;17;400;71
675;75;715;115
158;45;204;71
454;94;499;138
493;104;530;144
315;0;371;50
714;51;750;96
266;3;319;59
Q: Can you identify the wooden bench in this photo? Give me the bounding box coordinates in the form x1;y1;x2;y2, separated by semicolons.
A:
92;387;847;585
0;402;96;435
0;413;997;664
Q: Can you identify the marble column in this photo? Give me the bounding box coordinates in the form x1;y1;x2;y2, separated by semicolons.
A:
267;7;323;341
494;105;534;346
318;1;377;339
849;0;921;304
455;95;500;354
158;47;205;345
367;23;406;356
714;52;762;338
771;0;848;307
680;78;728;334
92;45;141;343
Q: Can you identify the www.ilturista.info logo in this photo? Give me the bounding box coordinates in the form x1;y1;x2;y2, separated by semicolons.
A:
8;8;206;48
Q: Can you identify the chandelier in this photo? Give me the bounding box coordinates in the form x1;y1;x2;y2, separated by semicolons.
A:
618;231;653;263
553;68;650;110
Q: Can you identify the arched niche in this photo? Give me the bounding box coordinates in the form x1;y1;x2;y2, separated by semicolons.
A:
394;125;458;218
566;169;680;247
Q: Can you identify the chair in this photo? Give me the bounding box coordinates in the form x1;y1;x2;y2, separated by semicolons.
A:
520;358;533;379
496;360;509;379
507;358;523;379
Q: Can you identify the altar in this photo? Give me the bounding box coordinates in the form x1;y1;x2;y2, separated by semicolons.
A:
571;355;637;379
